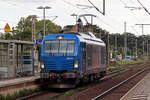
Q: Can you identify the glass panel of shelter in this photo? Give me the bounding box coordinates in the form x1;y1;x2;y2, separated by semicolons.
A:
0;43;8;67
15;44;23;68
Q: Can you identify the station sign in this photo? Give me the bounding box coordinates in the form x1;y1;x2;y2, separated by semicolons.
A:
33;40;42;44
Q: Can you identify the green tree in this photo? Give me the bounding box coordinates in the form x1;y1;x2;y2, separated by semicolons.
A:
0;32;13;40
12;15;61;41
36;20;61;38
13;16;33;41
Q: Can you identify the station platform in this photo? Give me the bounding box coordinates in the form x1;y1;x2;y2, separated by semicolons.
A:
0;75;40;88
120;72;150;100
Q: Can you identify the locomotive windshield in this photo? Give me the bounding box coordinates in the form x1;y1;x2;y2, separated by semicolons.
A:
44;40;75;54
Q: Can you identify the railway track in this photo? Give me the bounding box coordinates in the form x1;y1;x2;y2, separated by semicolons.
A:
64;62;150;100
13;67;130;100
0;68;128;94
91;67;149;100
0;62;149;100
0;62;144;93
0;66;127;91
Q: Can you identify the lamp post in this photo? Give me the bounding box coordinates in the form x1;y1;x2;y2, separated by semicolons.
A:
37;6;51;37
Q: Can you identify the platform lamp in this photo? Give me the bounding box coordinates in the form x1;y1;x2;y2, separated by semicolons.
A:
37;6;51;37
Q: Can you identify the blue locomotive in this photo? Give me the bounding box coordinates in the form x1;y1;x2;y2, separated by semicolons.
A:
40;32;106;88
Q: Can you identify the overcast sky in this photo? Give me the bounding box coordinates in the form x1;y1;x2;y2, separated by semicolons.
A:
0;0;150;36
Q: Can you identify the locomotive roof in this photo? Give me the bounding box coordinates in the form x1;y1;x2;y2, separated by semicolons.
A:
63;32;105;46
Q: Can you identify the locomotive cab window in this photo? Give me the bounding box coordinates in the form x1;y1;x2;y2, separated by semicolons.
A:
59;40;67;53
66;40;75;53
44;40;75;54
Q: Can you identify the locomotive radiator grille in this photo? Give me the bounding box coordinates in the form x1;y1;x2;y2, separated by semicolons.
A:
44;59;74;70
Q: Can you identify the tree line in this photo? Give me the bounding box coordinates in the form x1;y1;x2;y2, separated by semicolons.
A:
0;15;61;41
0;15;150;58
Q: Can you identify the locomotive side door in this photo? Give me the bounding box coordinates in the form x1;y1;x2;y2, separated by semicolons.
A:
82;43;86;72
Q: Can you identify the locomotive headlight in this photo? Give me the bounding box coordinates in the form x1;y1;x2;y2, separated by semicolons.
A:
56;36;64;39
41;62;45;69
74;60;78;68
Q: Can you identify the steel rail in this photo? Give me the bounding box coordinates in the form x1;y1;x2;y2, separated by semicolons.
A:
16;91;45;100
17;89;63;100
102;68;130;81
91;67;149;100
106;68;128;75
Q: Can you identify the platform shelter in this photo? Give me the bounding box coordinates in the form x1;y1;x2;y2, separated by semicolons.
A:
0;40;34;79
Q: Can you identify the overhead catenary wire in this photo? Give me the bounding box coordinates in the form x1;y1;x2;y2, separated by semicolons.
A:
123;0;150;35
119;0;142;23
61;0;88;13
1;0;39;13
60;0;115;31
61;1;115;32
136;0;150;15
119;0;127;6
117;0;148;35
100;0;141;33
90;1;129;33
1;0;144;34
96;17;121;33
61;0;81;9
87;0;103;14
129;0;135;4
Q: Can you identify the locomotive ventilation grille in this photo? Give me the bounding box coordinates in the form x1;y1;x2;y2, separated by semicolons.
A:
44;59;74;70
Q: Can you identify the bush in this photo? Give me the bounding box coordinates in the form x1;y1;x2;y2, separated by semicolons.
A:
33;87;40;92
28;88;34;94
0;94;5;100
0;87;41;100
11;91;20;100
5;93;12;100
19;88;30;97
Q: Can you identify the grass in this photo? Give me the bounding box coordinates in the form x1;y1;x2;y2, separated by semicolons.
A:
108;59;146;72
48;87;87;100
0;87;40;100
